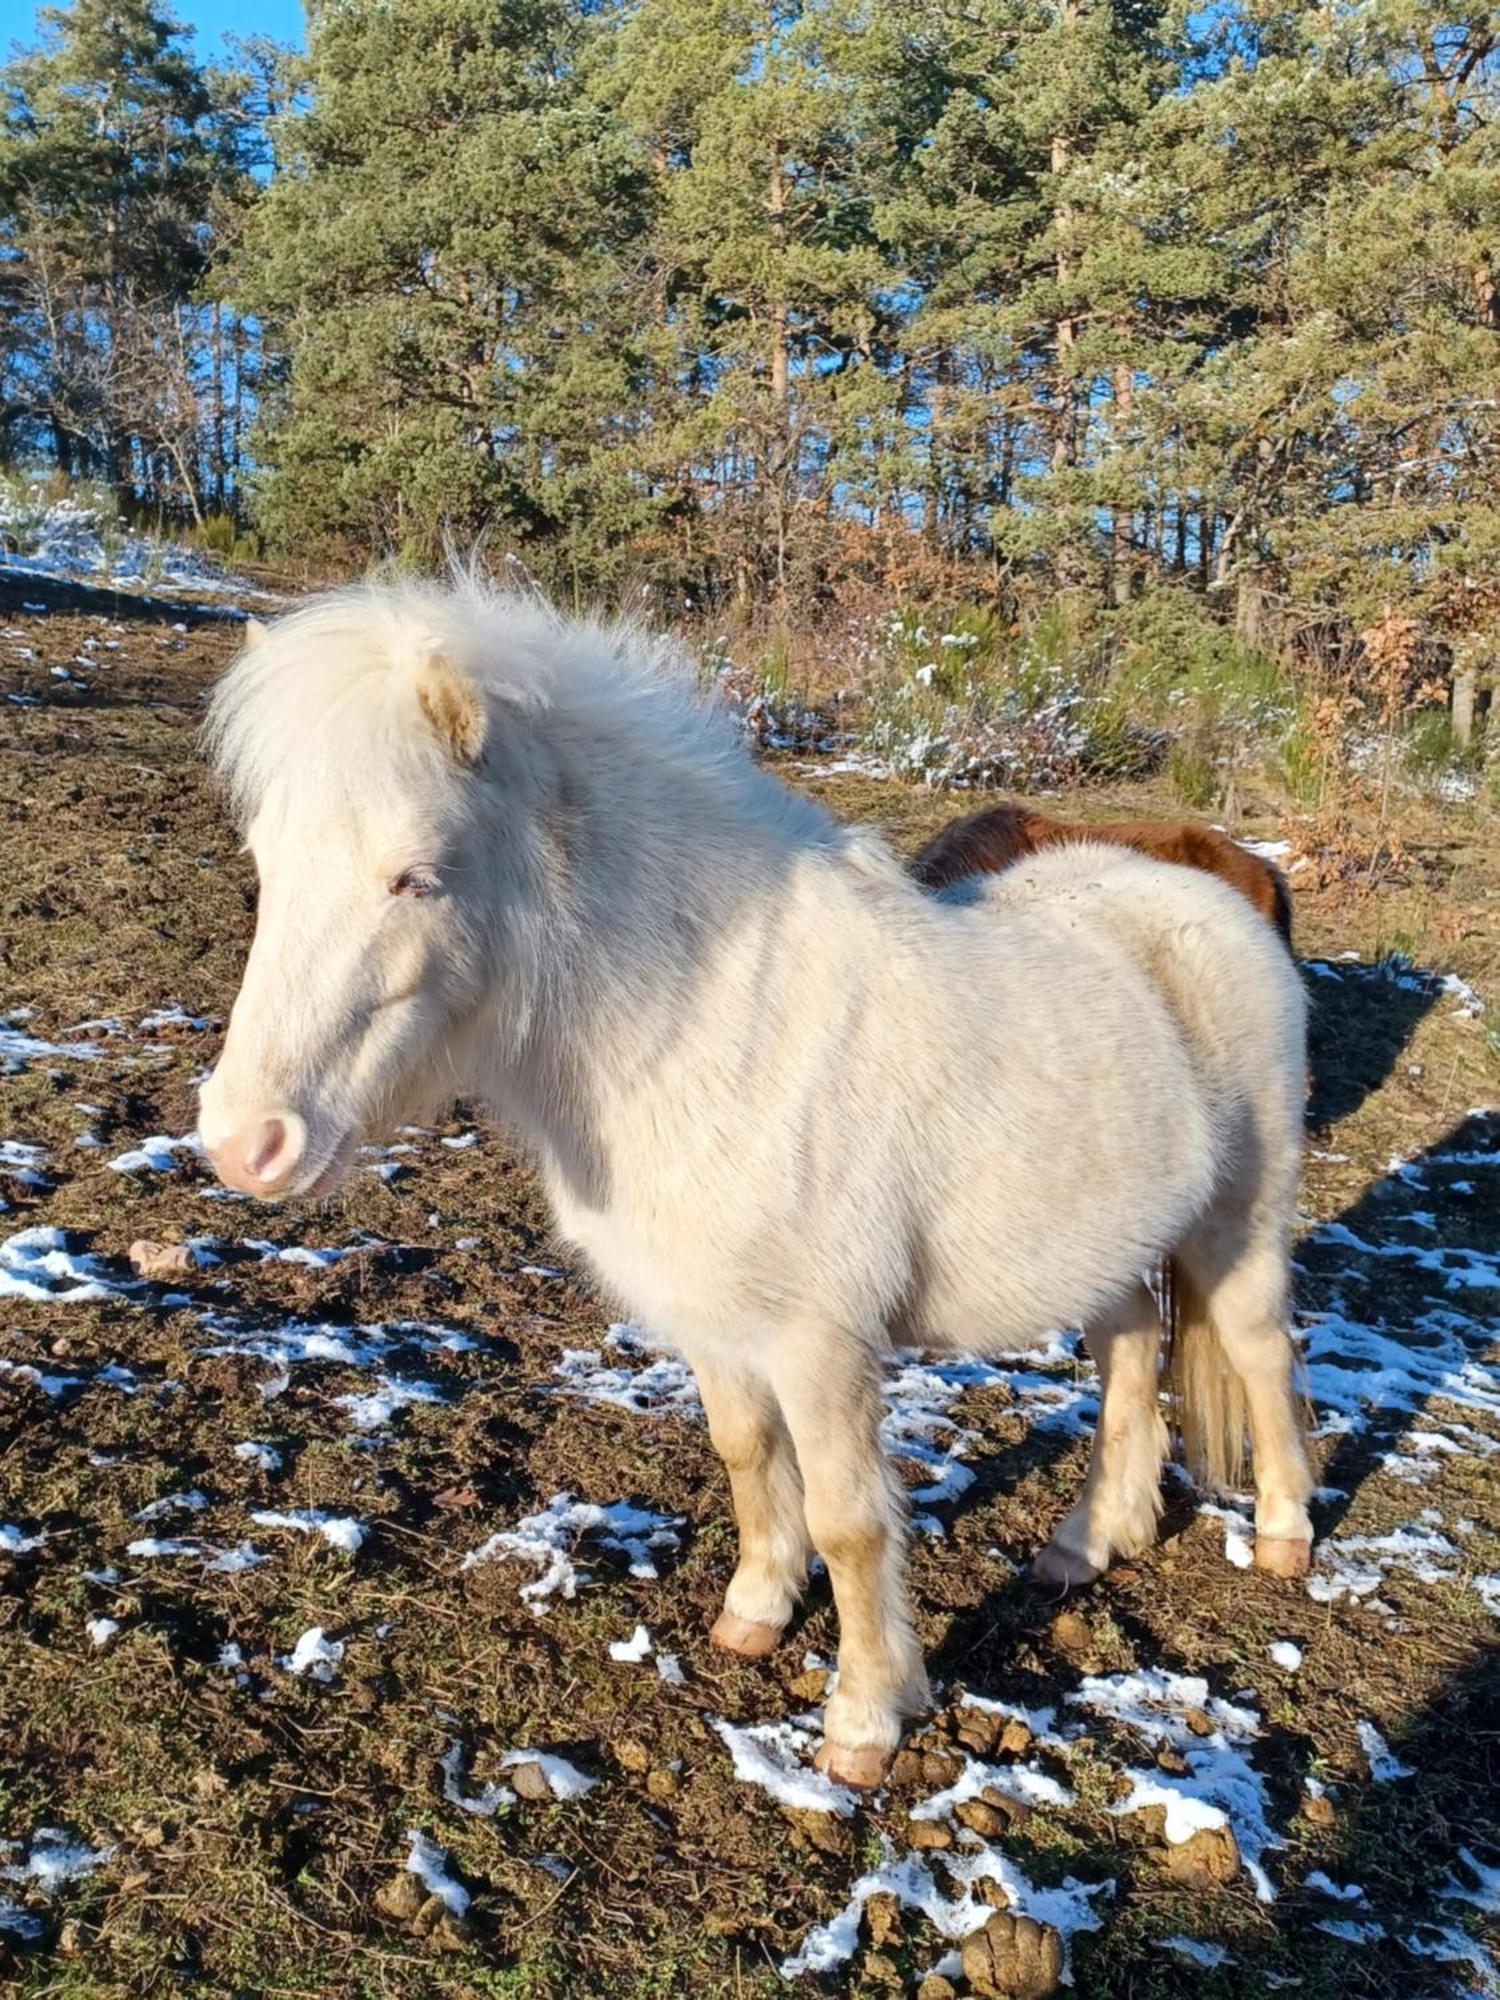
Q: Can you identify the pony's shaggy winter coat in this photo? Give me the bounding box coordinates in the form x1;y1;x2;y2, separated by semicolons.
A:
199;582;1314;1783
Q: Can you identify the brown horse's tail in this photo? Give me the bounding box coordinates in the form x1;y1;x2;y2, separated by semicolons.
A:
1162;1256;1248;1493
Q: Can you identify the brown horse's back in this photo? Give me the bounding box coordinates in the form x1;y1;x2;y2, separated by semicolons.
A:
909;803;1293;948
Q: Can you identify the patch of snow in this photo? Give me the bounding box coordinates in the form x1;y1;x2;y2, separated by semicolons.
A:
233;1441;282;1473
1356;1720;1414;1782
1159;1936;1232;1967
1;1827;114;1895
108;1131;204;1175
439;1741;513;1817
1;1226;128;1304
1308;1523;1463;1606
249;1509;366;1554
278;1626;344;1681
551;1322;702;1417
461;1492;682;1612
609;1623;653;1662
1068;1668;1279;1901
404;1827;468;1915
86;1617;119;1647
1268;1641;1303;1671
0;1522;46;1554
133;1489;209;1521
1200;1498;1255;1568
332;1374;444;1431
712;1715;857;1817
779;1836;1112;1981
910;1754;1073;1821
1305;1870;1364;1900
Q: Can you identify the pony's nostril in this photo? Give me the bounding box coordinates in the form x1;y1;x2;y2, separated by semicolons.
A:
245;1117;291;1182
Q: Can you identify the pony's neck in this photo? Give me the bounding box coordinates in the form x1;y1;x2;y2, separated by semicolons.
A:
472;687;844;1191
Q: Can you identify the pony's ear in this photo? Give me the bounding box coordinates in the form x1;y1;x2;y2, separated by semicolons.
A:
243;616;269;649
415;648;487;767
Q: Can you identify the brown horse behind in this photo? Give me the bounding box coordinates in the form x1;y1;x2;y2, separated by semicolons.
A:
909;803;1293;947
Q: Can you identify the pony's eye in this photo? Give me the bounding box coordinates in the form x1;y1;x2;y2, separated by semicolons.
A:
389;866;441;899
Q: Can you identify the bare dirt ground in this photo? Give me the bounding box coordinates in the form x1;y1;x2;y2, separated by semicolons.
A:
1;573;1497;1999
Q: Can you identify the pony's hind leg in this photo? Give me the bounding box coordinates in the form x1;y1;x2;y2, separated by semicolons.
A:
769;1326;929;1788
1174;1222;1313;1576
696;1357;811;1656
1034;1279;1168;1588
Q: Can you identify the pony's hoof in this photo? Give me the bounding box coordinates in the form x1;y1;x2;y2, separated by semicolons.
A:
814;1740;889;1790
1254;1536;1311;1578
710;1610;784;1658
1031;1541;1103;1590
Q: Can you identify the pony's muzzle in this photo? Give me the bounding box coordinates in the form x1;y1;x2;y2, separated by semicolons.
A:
204;1111;308;1197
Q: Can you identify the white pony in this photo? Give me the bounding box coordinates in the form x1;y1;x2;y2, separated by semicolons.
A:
199;580;1313;1786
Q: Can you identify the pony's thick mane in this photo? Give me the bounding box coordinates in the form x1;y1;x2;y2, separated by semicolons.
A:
204;578;733;827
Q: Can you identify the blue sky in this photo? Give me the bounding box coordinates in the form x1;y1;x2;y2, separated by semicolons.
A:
9;1;306;59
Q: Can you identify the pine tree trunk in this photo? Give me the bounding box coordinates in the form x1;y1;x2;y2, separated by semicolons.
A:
1110;353;1133;604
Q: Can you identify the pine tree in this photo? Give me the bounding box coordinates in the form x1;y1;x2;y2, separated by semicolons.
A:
237;0;653;571
0;0;249;513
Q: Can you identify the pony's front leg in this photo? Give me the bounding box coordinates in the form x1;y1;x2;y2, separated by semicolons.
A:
771;1331;929;1788
696;1356;811;1657
1034;1280;1167;1588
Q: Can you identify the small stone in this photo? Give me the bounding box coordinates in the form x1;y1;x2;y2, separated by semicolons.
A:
1304;1792;1336;1829
1156;1747;1190;1775
864;1890;901;1947
955;1799;1007;1837
979;1787;1032;1829
975;1877;1013;1909
615;1739;651;1774
645;1767;680;1800
1164;1824;1241;1889
917;1978;958;2000
787;1668;829;1701
860;1951;902;1990
128;1238;194;1280
411;1892;448;1937
374;1871;427;1923
507;1760;554;1802
921;1751;960;1787
998;1719;1033;1757
1185;1707;1215;1737
908;1819;953;1851
58;1918;85;1955
960;1909;1064;1998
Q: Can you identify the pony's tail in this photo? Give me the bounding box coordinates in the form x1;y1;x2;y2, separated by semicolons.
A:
1162;1257;1248;1494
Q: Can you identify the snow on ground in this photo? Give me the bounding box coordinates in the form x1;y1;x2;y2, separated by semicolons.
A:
0;491;273;606
0;1827;114;1939
277;1627;345;1681
403;1829;469;1915
1069;1669;1281;1901
461;1493;683;1611
779;1839;1113;1981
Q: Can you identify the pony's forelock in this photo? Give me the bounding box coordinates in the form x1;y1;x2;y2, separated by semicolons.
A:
203;577;711;826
